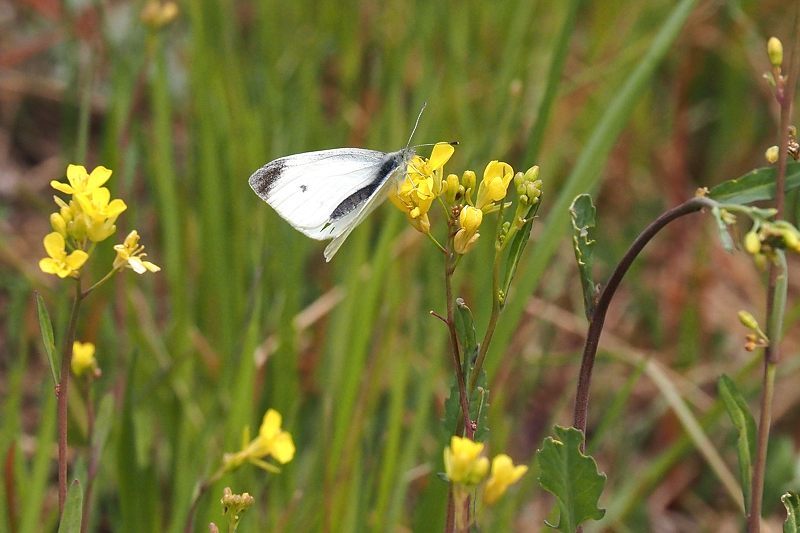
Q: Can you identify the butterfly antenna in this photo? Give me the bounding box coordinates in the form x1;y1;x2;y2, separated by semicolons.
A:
405;102;427;150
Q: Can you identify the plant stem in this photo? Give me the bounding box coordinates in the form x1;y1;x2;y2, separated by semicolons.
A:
57;278;83;514
469;250;501;393
445;250;473;439
748;14;798;530
572;196;711;443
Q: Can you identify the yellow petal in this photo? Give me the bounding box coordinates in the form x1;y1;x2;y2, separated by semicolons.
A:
269;431;296;464
142;261;161;272
92;187;111;206
106;199;128;217
127;256;148;274
66;164;89;188
259;409;282;440
50;181;75;195
65;250;89;271
87;166;112;189
39;258;59;275
428;143;455;171
43;232;66;259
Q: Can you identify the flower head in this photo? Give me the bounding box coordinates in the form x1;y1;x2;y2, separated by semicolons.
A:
51;165;112;197
390;143;455;232
483;454;528;505
475;161;513;211
444;436;489;486
39;232;88;278
222;408;295;474
113;231;161;274
71;341;100;378
454;205;482;255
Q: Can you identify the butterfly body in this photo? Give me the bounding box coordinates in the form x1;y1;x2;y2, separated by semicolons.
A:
248;147;414;261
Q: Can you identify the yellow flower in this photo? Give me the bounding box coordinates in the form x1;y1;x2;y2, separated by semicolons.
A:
475;161;514;211
51;165;112;197
390;142;455;231
444;436;489;486
113;231;160;274
39;232;89;278
141;0;179;28
71;341;100;377
454;206;482;255
76;188;128;242
223;408;296;474
483;454;528;505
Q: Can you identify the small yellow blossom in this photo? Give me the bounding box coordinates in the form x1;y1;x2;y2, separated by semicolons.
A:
71;341;100;378
141;0;179;28
390;143;455;231
444;436;489;486
444;174;461;204
454;206;482;255
222;408;295;474
221;487;254;526
50;165;112;197
113;231;161;274
475;161;514;211
765;146;779;164
483;454;528;505
39;232;89;278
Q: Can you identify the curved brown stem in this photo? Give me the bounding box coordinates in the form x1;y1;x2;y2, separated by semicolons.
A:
572;196;711;442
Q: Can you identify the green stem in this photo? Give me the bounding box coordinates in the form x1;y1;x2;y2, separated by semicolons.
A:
57;278;83;514
82;268;119;298
445;249;473;439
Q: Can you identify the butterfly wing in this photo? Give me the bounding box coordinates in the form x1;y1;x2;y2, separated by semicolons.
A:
249;148;413;260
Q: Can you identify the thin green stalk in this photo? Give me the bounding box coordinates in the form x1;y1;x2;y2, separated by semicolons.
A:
445;247;473;439
57;279;83;514
469;244;501;393
749;13;798;529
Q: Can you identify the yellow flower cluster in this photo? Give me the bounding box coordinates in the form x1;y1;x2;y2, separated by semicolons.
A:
40;164;159;280
443;436;527;504
223;409;296;474
390;143;541;256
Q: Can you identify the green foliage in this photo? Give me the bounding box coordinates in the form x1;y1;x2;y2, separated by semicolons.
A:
57;480;83;533
783;492;800;533
501;199;542;303
569;194;597;320
718;375;756;513
536;426;606;532
35;292;58;384
709;162;800;204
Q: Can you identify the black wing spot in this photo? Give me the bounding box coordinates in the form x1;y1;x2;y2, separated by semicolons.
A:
248;159;286;199
329;153;404;220
300;184;307;192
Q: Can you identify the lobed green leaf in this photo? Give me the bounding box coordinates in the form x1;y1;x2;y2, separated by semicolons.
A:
783;492;800;533
569;194;598;320
536;426;606;533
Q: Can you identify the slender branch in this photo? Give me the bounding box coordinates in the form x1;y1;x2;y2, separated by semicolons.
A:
445;249;474;439
57;278;83;513
749;15;798;530
572;196;712;441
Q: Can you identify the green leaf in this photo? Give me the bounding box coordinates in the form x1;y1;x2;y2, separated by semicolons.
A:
442;376;462;440
783;492;800;533
708;161;800;205
93;394;115;456
569;194;597;320
57;480;83;533
469;370;490;442
710;206;735;252
35;292;59;385
454;298;478;379
718;375;756;513
501;200;542;301
536;426;606;532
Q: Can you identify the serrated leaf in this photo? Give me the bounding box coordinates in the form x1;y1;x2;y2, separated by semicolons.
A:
569;194;597;320
783;492;800;533
708;161;800;205
57;479;83;533
710;206;735;252
35;292;59;384
501;199;542;301
718;374;756;513
536;426;606;533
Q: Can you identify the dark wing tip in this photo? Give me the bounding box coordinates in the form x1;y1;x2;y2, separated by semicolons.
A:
248;159;286;200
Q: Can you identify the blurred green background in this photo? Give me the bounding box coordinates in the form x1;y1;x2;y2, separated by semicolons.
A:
2;0;799;530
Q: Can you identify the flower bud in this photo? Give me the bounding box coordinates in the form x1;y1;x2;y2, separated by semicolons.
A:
461;170;476;192
459;205;483;233
445;174;460;203
744;231;761;255
765;145;779;164
737;310;759;331
768;37;783;68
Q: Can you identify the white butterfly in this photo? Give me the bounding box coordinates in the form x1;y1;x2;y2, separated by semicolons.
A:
248;147;415;261
249;106;435;261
